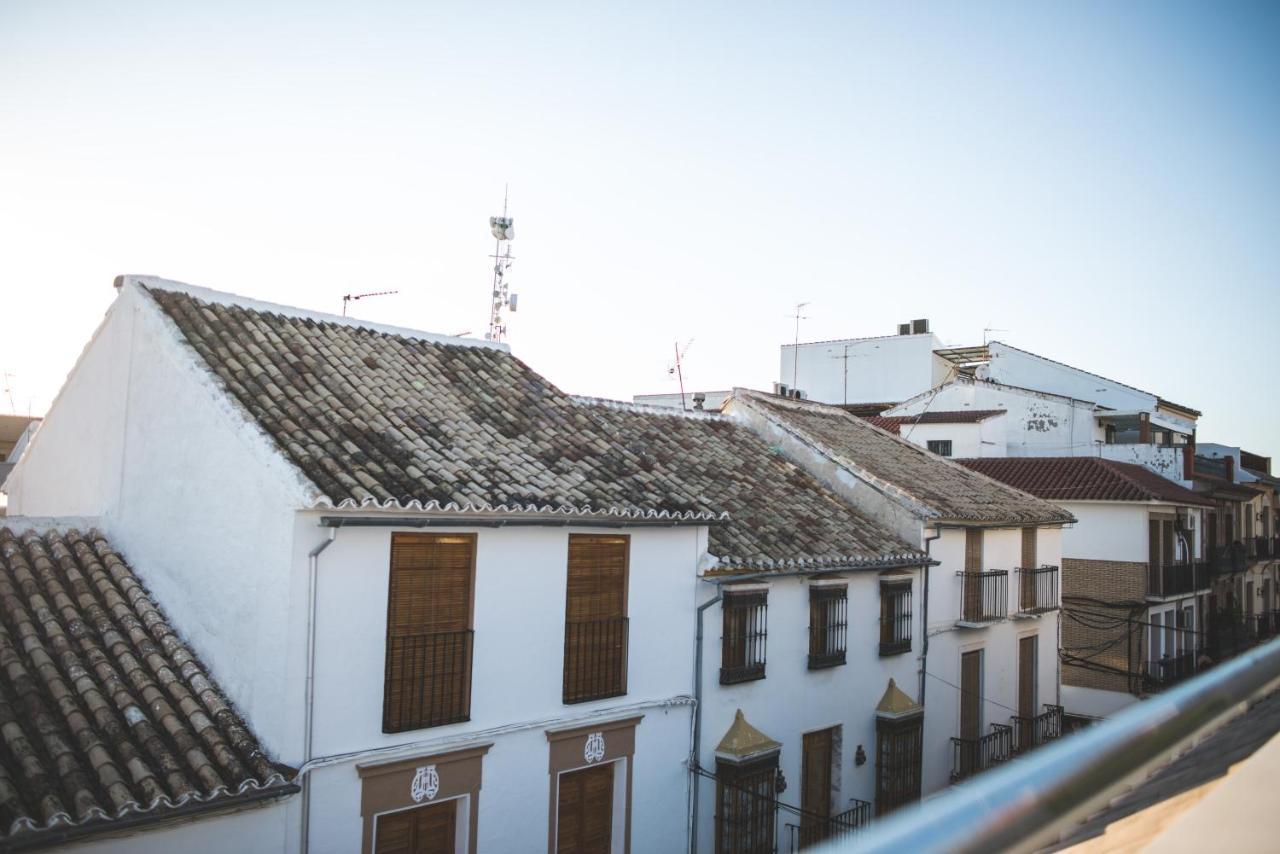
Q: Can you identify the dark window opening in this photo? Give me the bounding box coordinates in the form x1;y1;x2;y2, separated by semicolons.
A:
808;586;847;669
722;591;768;684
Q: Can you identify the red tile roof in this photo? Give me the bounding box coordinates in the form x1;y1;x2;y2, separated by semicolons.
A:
0;526;293;846
956;457;1213;506
860;410;1005;435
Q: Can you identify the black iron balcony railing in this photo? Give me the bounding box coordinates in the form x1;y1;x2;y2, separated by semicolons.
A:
1146;561;1207;598
1209;543;1247;575
563;617;629;704
1011;704;1064;754
951;724;1014;782
1016;566;1059;614
1143;650;1198;691
382;628;473;732
1253;536;1273;560
1245;610;1280;643
786;800;873;851
958;570;1008;624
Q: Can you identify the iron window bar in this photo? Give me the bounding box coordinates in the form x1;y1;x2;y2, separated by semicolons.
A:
1010;704;1064;754
562;616;629;704
785;799;873;851
382;629;473;732
950;723;1014;782
879;582;913;656
1016;566;1059;614
808;586;848;669
721;592;768;685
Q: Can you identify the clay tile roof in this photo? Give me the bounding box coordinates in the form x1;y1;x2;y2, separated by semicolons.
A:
736;391;1073;526
956;457;1214;507
0;526;293;846
861;410;1005;435
146;287;926;572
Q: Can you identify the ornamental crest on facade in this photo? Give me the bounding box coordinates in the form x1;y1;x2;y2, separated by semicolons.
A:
410;765;439;802
584;731;606;764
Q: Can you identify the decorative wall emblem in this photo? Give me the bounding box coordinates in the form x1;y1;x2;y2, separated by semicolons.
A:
584;732;606;764
410;765;439;802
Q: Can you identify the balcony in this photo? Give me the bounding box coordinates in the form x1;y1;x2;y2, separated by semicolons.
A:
785;800;873;851
957;570;1009;626
383;629;473;732
1209;543;1247;575
1146;561;1207;600
1253;536;1274;561
951;724;1014;782
562;617;629;704
1016;566;1060;615
1011;705;1064;754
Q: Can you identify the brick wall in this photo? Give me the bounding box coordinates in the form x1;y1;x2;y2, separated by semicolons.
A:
1061;558;1147;693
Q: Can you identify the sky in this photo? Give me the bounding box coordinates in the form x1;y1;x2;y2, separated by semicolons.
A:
1;1;1277;459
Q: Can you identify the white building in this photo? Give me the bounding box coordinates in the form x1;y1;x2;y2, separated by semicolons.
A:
959;457;1214;720
778;321;949;408
5;276;945;853
720;390;1073;794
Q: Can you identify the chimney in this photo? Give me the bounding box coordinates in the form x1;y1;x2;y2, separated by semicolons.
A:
692;392;706;411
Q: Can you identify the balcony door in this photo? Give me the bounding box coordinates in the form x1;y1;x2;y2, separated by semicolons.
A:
556;763;614;854
1017;636;1037;721
800;728;834;844
960;650;982;740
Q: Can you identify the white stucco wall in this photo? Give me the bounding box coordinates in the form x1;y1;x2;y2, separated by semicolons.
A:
892;422;995;459
1098;443;1188;485
781;333;943;405
921;527;1062;793
1059;503;1150;563
693;569;922;854
981;342;1157;414
55;800;293;854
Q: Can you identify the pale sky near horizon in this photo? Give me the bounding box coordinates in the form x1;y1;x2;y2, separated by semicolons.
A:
1;2;1277;459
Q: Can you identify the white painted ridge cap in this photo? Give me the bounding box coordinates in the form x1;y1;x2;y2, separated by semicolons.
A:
115;274;510;353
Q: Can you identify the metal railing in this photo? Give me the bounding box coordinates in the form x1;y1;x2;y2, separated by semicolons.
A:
721;594;768;685
1143;650;1198;690
958;570;1008;624
1016;566;1059;614
382;629;473;732
1254;536;1274;560
562;617;629;703
950;724;1013;781
1011;704;1064;754
1209;543;1246;575
841;638;1280;854
1147;561;1207;598
808;588;848;670
786;800;873;851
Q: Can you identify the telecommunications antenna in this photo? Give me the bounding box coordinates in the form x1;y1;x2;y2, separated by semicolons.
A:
486;185;518;342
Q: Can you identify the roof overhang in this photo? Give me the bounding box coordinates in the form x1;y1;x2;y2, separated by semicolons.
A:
316;512;721;529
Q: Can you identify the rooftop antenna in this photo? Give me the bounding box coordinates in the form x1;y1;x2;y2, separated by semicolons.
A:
668;340;694;411
789;302;810;390
1;372;15;414
486;185;517;342
342;290;399;316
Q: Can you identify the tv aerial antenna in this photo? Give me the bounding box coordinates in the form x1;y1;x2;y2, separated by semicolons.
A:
668;340;694;410
486;185;518;342
342;290;399;317
2;372;15;414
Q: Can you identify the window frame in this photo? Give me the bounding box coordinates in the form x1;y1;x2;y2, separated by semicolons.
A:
807;584;848;669
721;589;768;684
926;439;953;457
715;754;779;854
879;580;913;656
562;534;631;704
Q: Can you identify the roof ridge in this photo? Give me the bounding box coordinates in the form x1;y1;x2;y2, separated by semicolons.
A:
569;394;727;420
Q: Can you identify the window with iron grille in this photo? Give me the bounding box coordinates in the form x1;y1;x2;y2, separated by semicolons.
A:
383;533;475;732
926;439;953;457
879;580;912;656
715;755;778;854
875;713;923;816
722;590;768;684
808;585;847;669
563;535;629;704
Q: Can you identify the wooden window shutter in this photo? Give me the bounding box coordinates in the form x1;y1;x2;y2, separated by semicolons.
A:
960;650;982;740
557;763;614;854
965;529;983;573
1018;636;1037;719
1162;519;1175;564
1021;528;1036;568
375;799;457;854
563;535;629;703
383;534;475;732
1148;519;1161;568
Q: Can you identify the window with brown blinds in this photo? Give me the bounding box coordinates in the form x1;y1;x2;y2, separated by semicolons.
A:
383;533;475;733
965;529;983;572
721;591;768;684
375;800;457;854
962;529;985;622
556;763;614;854
1021;528;1037;569
808;586;847;669
879;581;912;656
563;535;629;704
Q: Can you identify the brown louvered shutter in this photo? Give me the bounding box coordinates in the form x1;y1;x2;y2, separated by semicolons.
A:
963;530;984;621
1162;519;1175;564
563;535;629;703
375;800;457;854
383;534;475;732
1021;528;1037;568
965;529;983;572
960;650;982;741
557;762;614;854
1018;635;1037;719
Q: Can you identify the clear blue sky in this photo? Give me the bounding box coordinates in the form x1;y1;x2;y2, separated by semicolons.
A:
2;2;1277;459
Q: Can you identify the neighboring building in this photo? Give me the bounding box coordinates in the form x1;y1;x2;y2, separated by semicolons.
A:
778;320;948;407
861;410;1007;458
958;457;1214;719
631;389;732;412
5;276;942;853
721;390;1074;793
0;522;295;852
0;414;40;499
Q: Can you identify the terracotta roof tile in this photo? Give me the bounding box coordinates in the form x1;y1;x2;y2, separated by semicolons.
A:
147;288;925;572
735;391;1072;526
0;526;292;845
957;457;1213;506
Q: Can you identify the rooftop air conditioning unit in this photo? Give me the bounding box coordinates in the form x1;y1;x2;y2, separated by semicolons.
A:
791;389;807;400
773;382;791;397
898;323;912;335
912;318;930;334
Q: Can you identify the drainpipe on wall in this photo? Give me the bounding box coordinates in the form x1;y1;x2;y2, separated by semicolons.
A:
300;524;339;854
688;589;723;854
919;526;942;706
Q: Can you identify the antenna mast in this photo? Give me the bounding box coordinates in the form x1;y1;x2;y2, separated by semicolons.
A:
341;290;399;316
486;185;518;342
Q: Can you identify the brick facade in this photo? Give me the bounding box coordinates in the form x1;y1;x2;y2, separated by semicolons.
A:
1061;558;1147;693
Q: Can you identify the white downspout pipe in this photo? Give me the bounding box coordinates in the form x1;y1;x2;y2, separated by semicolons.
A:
300;524;339;853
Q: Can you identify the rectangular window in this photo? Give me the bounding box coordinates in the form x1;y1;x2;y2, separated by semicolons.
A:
375;799;457;854
879;581;912;656
382;534;475;733
875;715;923;816
960;649;983;741
808;586;847;669
563;535;629;704
926;439;953;457
721;591;768;684
715;756;778;854
556;763;614;854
